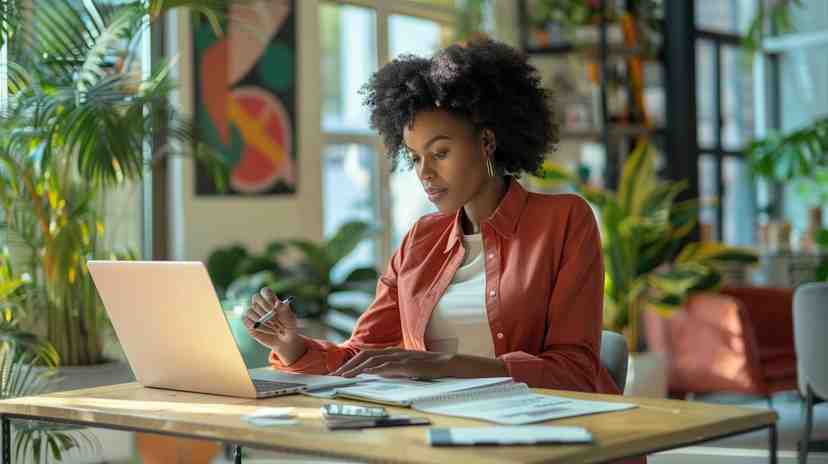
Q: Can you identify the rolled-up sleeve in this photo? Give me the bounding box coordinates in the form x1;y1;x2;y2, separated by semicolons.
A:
498;199;605;391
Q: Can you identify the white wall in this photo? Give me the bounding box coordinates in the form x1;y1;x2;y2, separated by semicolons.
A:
170;0;323;261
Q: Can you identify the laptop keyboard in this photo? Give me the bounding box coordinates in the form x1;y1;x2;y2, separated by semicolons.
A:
252;378;305;395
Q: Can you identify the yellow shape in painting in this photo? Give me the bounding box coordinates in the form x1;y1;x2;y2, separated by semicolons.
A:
227;97;286;166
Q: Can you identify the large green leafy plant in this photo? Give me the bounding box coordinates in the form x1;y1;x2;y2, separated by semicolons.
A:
539;143;758;351
211;221;379;336
0;0;229;366
748;116;828;202
1;248;97;463
748;117;828;251
743;1;827;269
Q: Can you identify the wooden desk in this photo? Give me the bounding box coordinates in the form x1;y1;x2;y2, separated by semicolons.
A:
0;382;777;464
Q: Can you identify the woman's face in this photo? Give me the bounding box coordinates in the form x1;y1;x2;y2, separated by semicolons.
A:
402;110;490;214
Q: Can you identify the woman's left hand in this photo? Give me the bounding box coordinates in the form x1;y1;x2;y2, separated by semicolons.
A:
331;348;453;379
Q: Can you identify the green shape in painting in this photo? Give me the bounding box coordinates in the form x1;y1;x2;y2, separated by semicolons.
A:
256;42;294;92
193;22;219;53
197;102;244;167
225;123;245;167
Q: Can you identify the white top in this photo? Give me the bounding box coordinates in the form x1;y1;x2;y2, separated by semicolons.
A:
424;233;496;358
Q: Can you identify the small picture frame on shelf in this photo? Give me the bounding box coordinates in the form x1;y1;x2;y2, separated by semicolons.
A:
551;72;596;134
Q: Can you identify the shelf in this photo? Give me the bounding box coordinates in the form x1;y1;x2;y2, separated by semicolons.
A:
526;44;658;59
560;125;664;140
560;129;601;140
610;124;664;137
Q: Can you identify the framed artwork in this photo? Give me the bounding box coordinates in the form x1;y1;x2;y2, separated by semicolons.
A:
193;0;297;195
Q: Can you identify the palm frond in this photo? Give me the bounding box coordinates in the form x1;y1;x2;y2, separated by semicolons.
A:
0;0;233;366
77;5;144;92
0;0;24;48
0;348;54;399
14;419;100;463
149;0;229;34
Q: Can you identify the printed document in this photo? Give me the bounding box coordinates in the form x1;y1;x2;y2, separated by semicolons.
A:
306;376;635;425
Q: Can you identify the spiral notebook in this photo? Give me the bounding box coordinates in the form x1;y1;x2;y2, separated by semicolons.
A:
306;377;636;425
304;376;513;406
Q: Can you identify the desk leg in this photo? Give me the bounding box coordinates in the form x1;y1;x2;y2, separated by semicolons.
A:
234;444;242;464
769;423;778;464
2;415;9;464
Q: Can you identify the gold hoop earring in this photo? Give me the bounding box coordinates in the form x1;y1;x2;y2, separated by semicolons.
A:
485;158;495;177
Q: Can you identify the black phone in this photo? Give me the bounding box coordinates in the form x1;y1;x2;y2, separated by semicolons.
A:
326;416;431;430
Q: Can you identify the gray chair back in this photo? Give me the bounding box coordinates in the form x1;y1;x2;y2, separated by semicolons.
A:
794;282;828;399
600;330;629;393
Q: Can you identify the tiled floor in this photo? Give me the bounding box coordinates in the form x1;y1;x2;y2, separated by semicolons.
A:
696;390;826;451
651;390;828;464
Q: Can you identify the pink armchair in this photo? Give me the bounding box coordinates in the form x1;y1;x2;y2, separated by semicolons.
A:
643;287;797;399
720;287;798;396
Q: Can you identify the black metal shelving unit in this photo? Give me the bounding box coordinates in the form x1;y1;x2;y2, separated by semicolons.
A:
518;0;701;240
517;0;670;190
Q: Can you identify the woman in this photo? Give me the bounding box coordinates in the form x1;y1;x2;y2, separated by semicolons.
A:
244;38;619;394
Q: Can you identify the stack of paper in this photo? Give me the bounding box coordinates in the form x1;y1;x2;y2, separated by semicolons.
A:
304;376;636;425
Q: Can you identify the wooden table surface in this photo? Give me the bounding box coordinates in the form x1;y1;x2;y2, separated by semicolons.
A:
0;383;777;464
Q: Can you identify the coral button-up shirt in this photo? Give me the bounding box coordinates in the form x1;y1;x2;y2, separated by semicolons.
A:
271;178;620;394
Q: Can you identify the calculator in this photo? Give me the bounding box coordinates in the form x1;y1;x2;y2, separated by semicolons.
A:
321;403;388;420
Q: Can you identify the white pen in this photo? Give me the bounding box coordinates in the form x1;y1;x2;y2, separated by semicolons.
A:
253;296;294;329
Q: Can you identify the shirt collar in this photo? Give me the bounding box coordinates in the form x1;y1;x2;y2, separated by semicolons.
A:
443;177;528;253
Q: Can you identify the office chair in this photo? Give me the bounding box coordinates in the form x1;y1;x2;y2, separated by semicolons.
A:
793;282;828;464
601;330;629;394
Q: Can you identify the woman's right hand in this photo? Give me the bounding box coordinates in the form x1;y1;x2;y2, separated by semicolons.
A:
243;288;302;354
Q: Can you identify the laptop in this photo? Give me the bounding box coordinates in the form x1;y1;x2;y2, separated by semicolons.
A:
87;260;360;398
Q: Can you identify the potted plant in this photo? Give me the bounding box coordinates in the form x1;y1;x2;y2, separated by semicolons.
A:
748;116;828;252
1;249;100;462
528;0;662;53
0;0;229;374
210;220;379;363
537;142;758;396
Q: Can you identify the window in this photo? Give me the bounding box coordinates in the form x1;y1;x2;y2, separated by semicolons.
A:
748;0;828;246
776;2;828;236
695;0;756;35
321;4;377;133
320;1;455;276
323;143;377;282
695;0;757;245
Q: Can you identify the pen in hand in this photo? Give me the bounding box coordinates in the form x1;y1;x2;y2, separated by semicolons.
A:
253;295;295;329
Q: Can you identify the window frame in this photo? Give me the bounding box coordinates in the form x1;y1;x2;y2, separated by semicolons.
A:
693;1;756;244
320;0;456;269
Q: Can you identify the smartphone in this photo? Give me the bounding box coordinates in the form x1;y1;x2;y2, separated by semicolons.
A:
321;403;388;420
326;416;431;430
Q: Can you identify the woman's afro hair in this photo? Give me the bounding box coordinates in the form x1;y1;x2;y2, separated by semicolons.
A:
361;38;558;174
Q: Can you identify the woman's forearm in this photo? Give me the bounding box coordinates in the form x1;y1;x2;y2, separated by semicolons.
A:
272;336;308;366
441;353;509;378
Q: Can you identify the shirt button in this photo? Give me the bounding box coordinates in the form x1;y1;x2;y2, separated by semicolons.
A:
489;289;496;297
496;332;504;339
488;253;495;259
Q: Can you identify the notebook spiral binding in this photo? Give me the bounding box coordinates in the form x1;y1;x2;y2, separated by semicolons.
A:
415;382;529;407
